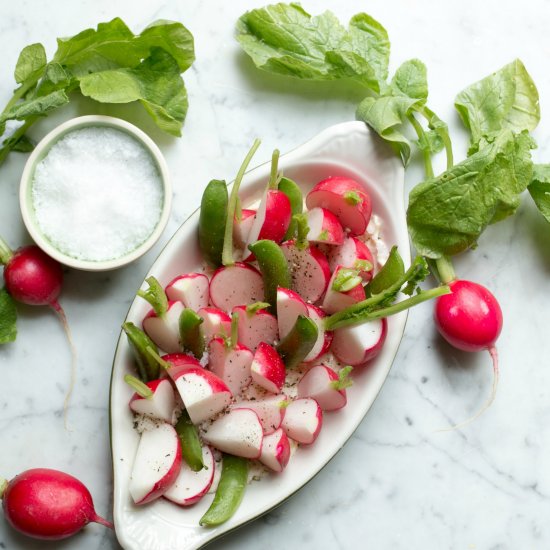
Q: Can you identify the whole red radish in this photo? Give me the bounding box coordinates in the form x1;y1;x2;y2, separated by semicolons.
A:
1;468;113;540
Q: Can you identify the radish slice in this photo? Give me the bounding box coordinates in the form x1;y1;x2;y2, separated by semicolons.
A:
282;398;323;445
259;428;291;473
229;394;287;434
129;424;182;505
208;338;253;395
322;265;365;314
303;304;333;362
297;365;347;411
328;237;374;282
142;301;184;353
306;207;344;245
281;241;331;303
250;342;286;394
202;408;263;459
233;305;278;352
234;209;256;249
197;307;231;344
306;176;372;236
165;273;209;312
331;318;387;366
276;287;308;340
129;378;177;423
210;263;264;312
164;446;215;506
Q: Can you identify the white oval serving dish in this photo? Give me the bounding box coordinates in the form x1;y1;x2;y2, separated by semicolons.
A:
110;121;408;550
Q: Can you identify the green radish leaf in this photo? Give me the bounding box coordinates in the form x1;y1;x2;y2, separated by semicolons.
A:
5;134;34;153
455;59;540;154
391;59;428;102
407;130;534;258
14;43;47;84
0;90;69;123
0;288;17;344
528;164;550;223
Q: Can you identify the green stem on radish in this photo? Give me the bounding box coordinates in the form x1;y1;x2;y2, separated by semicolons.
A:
407;112;434;179
145;346;171;371
294;213;310;250
230;311;239;349
330;366;354;390
222;139;262;267
0;235;13;265
124;374;154;399
268;149;280;190
137;277;168;318
0;477;7;499
435;256;456;284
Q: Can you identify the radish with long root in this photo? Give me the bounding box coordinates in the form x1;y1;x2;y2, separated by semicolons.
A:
0;468;112;540
433;257;503;429
0;236;77;425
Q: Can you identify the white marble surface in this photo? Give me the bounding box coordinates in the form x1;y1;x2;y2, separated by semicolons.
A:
1;1;549;549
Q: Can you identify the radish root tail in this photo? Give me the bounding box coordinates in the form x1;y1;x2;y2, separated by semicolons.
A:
93;514;114;530
51;300;77;430
436;346;499;433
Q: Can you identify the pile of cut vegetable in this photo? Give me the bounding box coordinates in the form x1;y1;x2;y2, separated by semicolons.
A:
121;143;447;524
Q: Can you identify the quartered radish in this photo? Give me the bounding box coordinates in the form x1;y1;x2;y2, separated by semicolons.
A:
282;398;323;445
323;266;366;314
129;378;177;423
233;305;278;352
233;209;256;249
229;394;287;434
281;240;331;303
297;365;348;411
165;273;209;312
250;342;286;394
306;176;372;236
331;318;387;366
328;236;374;282
169;366;232;424
164;446;215;506
210;263;264;313
208;338;253;395
202;408;263;459
197;307;231;344
163;353;202;369
259;428;291;473
276;287;308;340
129;424;182;505
142;300;185;354
303;304;333;362
306;207;344;245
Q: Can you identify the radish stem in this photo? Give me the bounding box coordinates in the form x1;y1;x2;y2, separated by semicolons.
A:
435;256;456;284
0;477;7;499
230;312;239;348
137;277;168;318
0;235;13;265
407;112;434;179
145;346;171;371
268;149;280;190
124;374;154;399
222;139;261;267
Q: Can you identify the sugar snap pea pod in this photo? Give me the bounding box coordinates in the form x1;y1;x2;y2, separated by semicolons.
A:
365;246;404;296
199;179;228;268
175;410;204;471
200;454;248;527
122;322;159;382
276;314;318;369
278;177;303;240
179;308;205;358
248;239;291;310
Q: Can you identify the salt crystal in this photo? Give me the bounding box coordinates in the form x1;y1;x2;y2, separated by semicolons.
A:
32;126;163;262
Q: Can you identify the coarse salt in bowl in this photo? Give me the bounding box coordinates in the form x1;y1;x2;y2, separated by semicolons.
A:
19;115;171;271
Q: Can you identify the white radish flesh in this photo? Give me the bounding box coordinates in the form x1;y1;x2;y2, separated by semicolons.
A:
306;207;344;245
197;307;231;344
129;423;182;505
297;365;347;411
129;378;177;424
322;266;365;314
303;304;333;362
260;428;291;473
230;394;287;434
208;338;253;395
165;273;210;312
210;263;264;312
233;305;278;352
142;301;184;354
250;342;286;394
276;287;308;340
282;398;323;445
331;318;387;366
328;237;374;282
234;209;256;249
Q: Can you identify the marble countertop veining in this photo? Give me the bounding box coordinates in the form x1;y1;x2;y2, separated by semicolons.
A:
1;1;550;549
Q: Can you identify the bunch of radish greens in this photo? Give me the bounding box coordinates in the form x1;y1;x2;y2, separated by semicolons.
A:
236;3;550;423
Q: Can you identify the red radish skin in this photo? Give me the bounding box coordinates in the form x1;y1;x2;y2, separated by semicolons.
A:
209;263;264;312
306;207;344;245
306;177;372;236
328;237;374;282
297;365;347;411
197;307;232;344
331;318;387;366
1;468;112;540
259;429;291;473
165;273;209;312
250;342;286;393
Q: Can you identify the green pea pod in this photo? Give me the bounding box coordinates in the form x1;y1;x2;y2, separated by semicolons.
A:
276;315;318;369
179;308;205;359
199;179;228;268
122;322;159;382
199;454;248;526
278;177;303;240
248;240;291;311
175;410;204;471
365;246;404;296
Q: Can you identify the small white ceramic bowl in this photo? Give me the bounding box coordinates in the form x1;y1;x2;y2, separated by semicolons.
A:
19;115;172;271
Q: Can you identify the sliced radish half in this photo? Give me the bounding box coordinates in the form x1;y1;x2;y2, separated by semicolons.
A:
250;342;286;394
306;207;344;245
281;240;331;303
210;263;264;312
202;408;263;459
233;305;278;352
259;428;291;473
331;318;387;366
297;365;347;411
303;304;333;362
197;307;231;344
323;266;365;314
234;208;256;249
276;287;308;340
142;300;184;353
165;273;210;312
306;176;372;236
230;394;287;434
282;398;323;445
164;445;215;506
208;338;253;395
129;423;182;505
129;378;177;423
328;236;374;282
